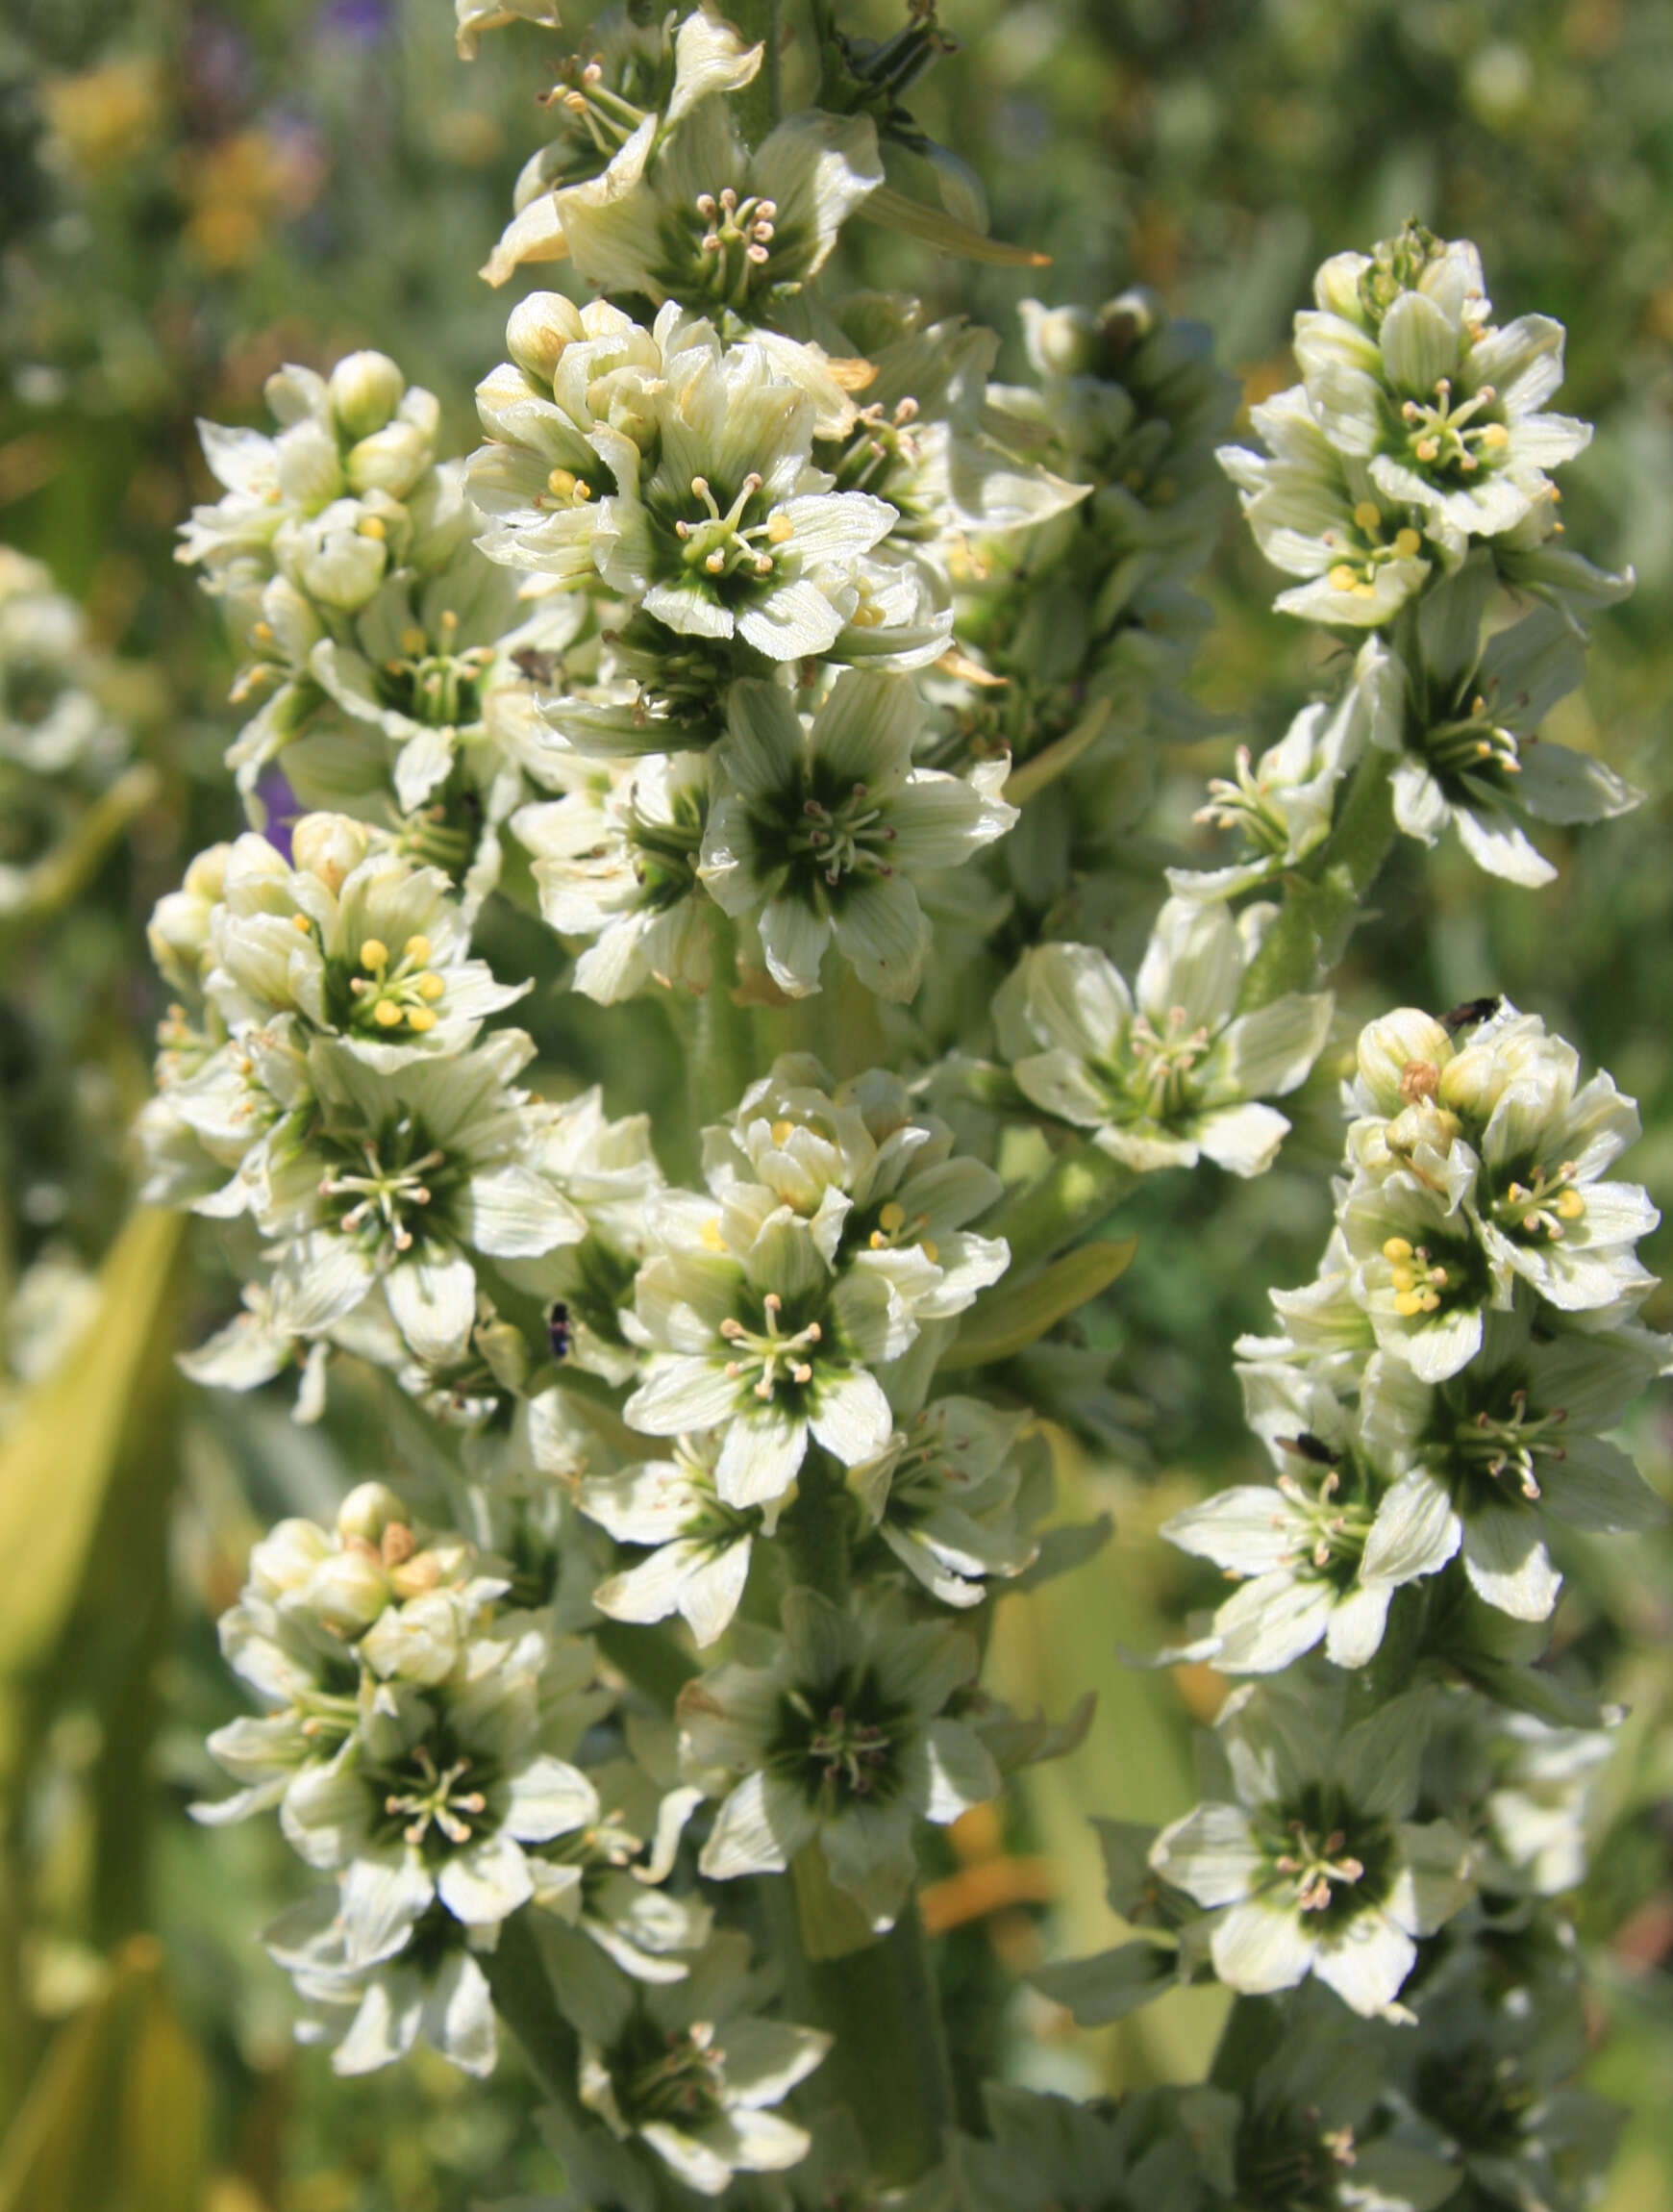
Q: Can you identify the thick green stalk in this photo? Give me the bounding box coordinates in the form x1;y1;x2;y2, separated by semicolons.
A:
694;913;758;1129
729;0;783;141
769;1875;956;2186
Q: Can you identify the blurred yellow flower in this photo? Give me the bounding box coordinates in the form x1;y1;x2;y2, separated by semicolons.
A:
40;57;162;170
173;129;329;270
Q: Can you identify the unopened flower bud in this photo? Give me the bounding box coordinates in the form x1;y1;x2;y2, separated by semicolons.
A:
507;292;587;387
1356;1010;1452;1115
291;813;369;894
307;1549;392;1635
328;350;406;440
183;843;231;903
346;421;432;499
1436;1041;1507;1121
248;1517;334;1600
1021;300;1099;379
336;1480;409;1546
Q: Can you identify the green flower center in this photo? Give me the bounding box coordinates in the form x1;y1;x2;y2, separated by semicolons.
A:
381;1743;489;1850
718;1289;825;1399
1452;1386;1568;1503
614;2016;728;2126
1124;1004;1211;1121
771;1664;909;1809
1272;1455;1374;1587
1261;1785;1391;1927
1237;2107;1361;2210
1489;1158;1586;1244
377;615;494;727
318;1116;456;1256
670;470;789;590
1377;1231;1492;1324
787;777;898;890
687;184;780;308
1399;375;1510;482
329;929;449;1039
1195;743;1294;858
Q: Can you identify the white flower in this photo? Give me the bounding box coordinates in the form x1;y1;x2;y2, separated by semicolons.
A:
699;673;1015;1000
580;1433;765;1647
557;88;882;321
1169;642;1395;901
247;1028;586;1371
1219;385;1450;626
1357;1320;1667;1623
847;1395;1038;1608
512;750;713;1003
996;901;1332;1177
1150;1681;1473;2020
1291;224;1590;542
679;1589;999;1930
1162;1363;1398;1674
278;1618;603;1960
1341;1170;1509;1384
576;1930;829;2196
202;824;527;1064
264;1886;499;2078
1378;558;1638;889
0;549;122;776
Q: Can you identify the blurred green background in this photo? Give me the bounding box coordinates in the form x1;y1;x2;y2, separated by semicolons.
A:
2;0;1671;2205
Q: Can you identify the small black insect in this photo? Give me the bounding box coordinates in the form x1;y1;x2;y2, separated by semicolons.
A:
512;648;562;687
547;1301;571;1360
1279;1432;1339;1465
1441;995;1502;1032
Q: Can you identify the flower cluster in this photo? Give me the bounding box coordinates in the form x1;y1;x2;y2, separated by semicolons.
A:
1194;219;1638;899
140;30;1661;2212
1162;998;1663;1677
178;347;572;906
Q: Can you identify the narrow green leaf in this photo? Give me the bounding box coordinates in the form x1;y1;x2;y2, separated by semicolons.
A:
858;187;1051;266
1003;698;1111;806
938;1238;1136;1371
0;1208;183;1678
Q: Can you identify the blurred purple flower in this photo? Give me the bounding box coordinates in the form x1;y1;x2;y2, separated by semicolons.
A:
315;0;393;46
253;763;298;860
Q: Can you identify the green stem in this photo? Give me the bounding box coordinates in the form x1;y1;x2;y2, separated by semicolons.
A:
985;1142;1132;1274
1237;749;1397;1011
695;913;757;1128
770;1877;955;2185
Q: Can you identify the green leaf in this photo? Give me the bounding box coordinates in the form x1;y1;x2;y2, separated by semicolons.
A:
1031;1939;1179;2025
0;1208;183;1681
858;187;1051;267
937;1239;1136;1371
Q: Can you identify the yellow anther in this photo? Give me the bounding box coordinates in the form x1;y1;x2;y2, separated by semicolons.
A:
360;938;388;970
1393;1291;1425;1318
920;1239;938;1265
404;935;432;964
1480;422;1510;450
372;998;405;1028
1352;581;1378;597
1556;1189;1586;1220
573;480;592;501
252;619;275;644
399;625;427;656
1327;564;1359;591
1390;1267;1415;1294
357;515;387;540
879;1201;907;1234
1352;500;1382;533
700;1218;727;1252
416;971;446;1002
407;1006;437;1034
290;913;312;934
1392;527;1422;558
1382;1237;1413;1262
546;467;576;497
1414;438;1439;464
770;1119;795;1144
766;514;794;544
869;1231;886;1249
